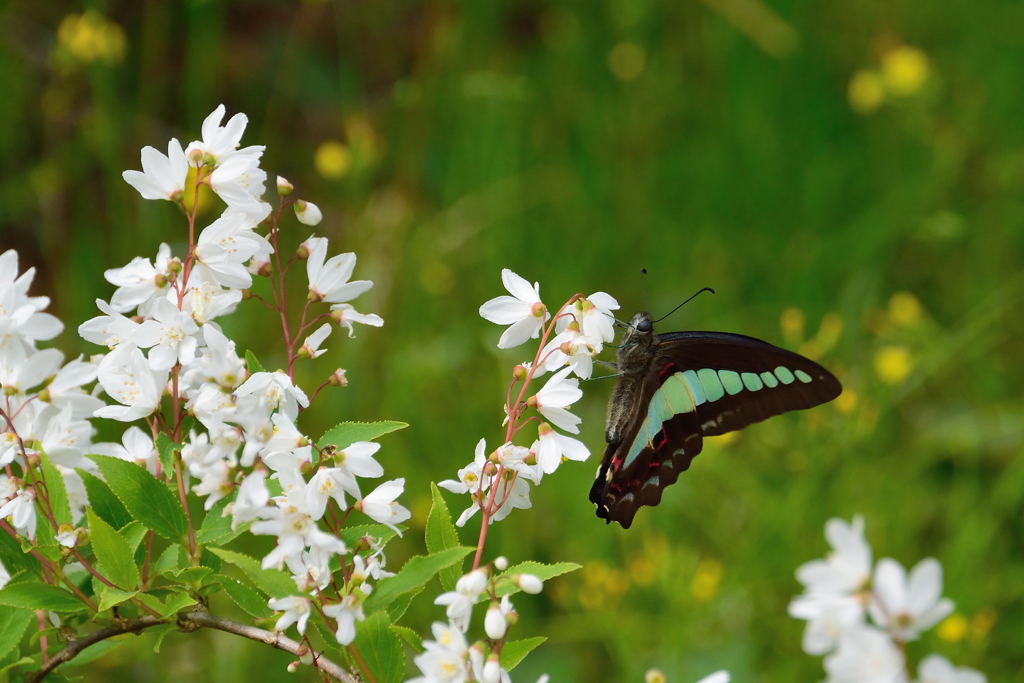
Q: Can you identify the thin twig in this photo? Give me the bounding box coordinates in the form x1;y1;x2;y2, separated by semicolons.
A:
29;610;358;682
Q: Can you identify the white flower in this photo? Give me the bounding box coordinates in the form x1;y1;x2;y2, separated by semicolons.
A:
134;298;200;371
122;138;188;201
329;303;384;338
322;594;365;645
234;371;308;421
308;441;384;515
0;346;62;395
439;439;488;496
293;199;322;226
479;268;548;349
357;478;410;532
409;622;469;683
78;299;140;348
796;515;872;597
489;473;534;523
535;422;589;474
529;366;583;434
539;327;601;379
94;345;169;421
788;593;865;655
0;487;37;539
209;152;270;217
576;292;619;343
193;209;272;289
694;672;730;683
102;244;173;313
917;654;986;683
305;238;373;304
186;105;252;164
44;357;103;419
434;569;487;632
0;251;62;345
92;426;157;470
230;469;269;529
267;596;312;635
823;625;907;683
300;324;332;359
868;558;954;641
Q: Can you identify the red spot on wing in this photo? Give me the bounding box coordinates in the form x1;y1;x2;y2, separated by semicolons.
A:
657;361;678;380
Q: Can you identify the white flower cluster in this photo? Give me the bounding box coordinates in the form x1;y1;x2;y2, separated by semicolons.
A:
410;562;546;683
790;516;985;683
439;268;618;528
71;105;397;645
0;249;101;540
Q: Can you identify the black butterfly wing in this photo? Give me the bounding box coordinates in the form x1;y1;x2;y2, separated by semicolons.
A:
590;357;705;529
656;331;842;436
591;331;841;528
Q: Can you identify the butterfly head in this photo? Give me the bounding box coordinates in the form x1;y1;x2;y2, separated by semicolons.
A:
623;312;654;342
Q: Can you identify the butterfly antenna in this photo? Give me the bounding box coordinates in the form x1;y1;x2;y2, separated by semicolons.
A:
652;287;716;324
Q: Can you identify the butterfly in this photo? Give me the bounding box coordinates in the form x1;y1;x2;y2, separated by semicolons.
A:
590;311;842;528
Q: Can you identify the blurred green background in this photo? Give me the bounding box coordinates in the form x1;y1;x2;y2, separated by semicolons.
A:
2;0;1023;680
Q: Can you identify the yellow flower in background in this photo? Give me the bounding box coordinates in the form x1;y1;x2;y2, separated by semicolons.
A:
882;45;930;96
888;291;923;327
780;307;805;343
835;387;858;414
937;613;968;642
608;42;646;82
57;11;125;64
848;69;885;115
315;140;352;179
874;345;913;384
691;558;723;601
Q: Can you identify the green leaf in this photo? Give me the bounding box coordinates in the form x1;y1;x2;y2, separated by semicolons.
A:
95;584;137;612
195;496;241;546
155;433;179;479
425;483;462;591
0;530;39;576
500;636;546;671
77;469;131;530
0;583;88;613
364;547;473;612
0;656;34;675
495;561;582;599
0;606;32;661
213;575;273;619
318;421;409;449
352;612;404;683
244;349;265;374
174;567;214;589
136;591;197;619
150;624;177;653
120;521;148;554
87;454;187;543
37;452;71;527
337;523;400;549
153;546;183;575
207;548;294;598
386;586;423;623
85;509;139;590
390;624;423;653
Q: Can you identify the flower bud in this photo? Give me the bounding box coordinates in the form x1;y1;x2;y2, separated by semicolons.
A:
296;241;312;260
516;573;543;594
329;368;348;386
485;601;507;640
154;272;168;288
526;395;538;408
482;460;497;476
37;388;52;403
512;364;529;381
167;257;183;274
286;661;300;673
482;655;502;683
187;148;205;165
494;556;509;571
530;301;547;319
294;199;322;226
277;175;294;196
256;260;273;277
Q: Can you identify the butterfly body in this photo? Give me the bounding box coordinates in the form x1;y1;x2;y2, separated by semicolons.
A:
591;312;842;528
